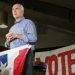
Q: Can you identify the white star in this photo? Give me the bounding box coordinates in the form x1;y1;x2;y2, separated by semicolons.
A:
0;62;7;74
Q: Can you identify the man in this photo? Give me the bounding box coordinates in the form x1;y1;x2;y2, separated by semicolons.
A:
5;3;37;50
5;3;37;75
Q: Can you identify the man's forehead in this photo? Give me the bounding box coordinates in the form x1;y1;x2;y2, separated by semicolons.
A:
12;4;21;9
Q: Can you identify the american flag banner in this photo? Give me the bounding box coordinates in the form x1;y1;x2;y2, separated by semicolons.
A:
0;45;31;75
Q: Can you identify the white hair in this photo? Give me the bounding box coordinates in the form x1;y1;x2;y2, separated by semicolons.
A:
20;4;24;12
13;3;24;12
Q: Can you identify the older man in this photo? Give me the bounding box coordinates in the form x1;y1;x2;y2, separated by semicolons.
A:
5;3;37;75
5;3;37;50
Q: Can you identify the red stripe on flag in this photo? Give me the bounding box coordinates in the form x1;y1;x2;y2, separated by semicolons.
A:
14;48;30;75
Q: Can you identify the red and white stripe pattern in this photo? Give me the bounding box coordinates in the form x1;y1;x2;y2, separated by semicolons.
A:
0;45;31;75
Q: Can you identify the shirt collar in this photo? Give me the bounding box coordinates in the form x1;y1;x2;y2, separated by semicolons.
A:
14;17;25;23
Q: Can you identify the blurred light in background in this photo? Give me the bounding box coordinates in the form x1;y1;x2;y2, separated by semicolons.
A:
0;11;8;28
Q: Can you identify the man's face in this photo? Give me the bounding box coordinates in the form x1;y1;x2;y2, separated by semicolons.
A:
12;4;23;19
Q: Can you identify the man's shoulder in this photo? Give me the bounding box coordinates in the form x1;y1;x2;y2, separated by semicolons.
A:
24;18;34;23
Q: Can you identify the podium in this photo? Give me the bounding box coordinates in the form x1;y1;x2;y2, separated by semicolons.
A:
22;50;33;75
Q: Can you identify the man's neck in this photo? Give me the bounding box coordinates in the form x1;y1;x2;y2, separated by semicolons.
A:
15;17;24;22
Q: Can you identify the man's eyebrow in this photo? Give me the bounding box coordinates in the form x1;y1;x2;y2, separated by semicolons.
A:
12;7;19;10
